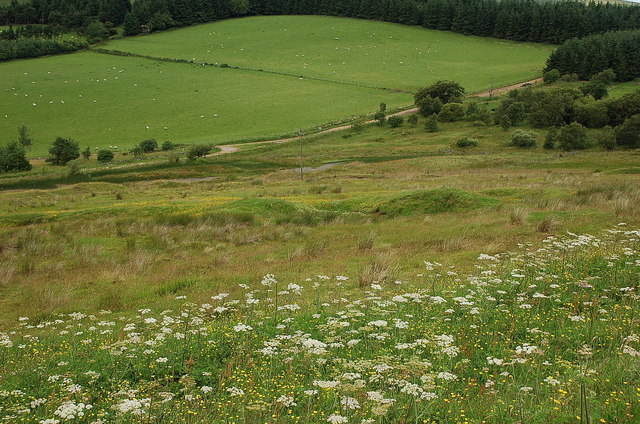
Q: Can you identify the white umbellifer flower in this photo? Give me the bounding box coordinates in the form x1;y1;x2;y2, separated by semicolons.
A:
39;420;60;424
520;386;533;392
201;386;213;393
66;384;82;393
113;398;151;415
54;400;92;419
31;398;47;409
313;380;341;389
227;387;245;396
156;357;168;363
302;338;327;354
544;376;561;385
368;320;387;327
261;274;277;287
340;396;360;410
569;315;585;322
0;333;13;348
623;345;640;357
304;389;318;396
437;372;458;381
487;357;504;366
276;395;297;407
233;323;253;332
327;414;348;423
370;284;382;291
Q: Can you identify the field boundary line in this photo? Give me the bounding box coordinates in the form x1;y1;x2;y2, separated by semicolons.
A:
91;48;411;93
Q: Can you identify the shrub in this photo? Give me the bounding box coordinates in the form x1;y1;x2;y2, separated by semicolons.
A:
0;141;31;172
416;95;442;117
456;137;478;148
415;80;465;105
575;101;609;128
615;114;640;148
67;159;81;177
544;128;558;149
557;122;589;151
161;141;176;151
595;127;616;150
82;146;92;159
188;144;212;160
424;114;439;132
387;115;404;128
407;114;419;127
131;146;144;157
47;137;79;166
561;73;579;82
543;69;561;84
97;149;115;163
373;111;386;125
438;103;465;122
511;130;537;148
139;139;158;153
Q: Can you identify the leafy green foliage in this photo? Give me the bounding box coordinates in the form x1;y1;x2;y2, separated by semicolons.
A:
575;101;609;129
546;31;640;82
510;130;537;148
17;125;32;148
438;103;465;122
415;81;465;106
47;137;80;166
0;141;31;172
139;139;158;153
424;114;439;133
615;114;640;149
374;111;386;125
543;69;560;84
187;144;212;160
97;149;115;163
456;137;478;148
387;115;404;128
161;141;176;151
544;128;558;150
416;96;443;117
557;122;589;151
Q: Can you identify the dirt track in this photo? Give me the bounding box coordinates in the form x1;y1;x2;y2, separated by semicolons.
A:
207;77;542;157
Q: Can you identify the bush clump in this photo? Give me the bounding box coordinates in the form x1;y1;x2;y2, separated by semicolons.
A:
387;115;404;128
456;137;478;148
97;149;115;163
511;130;537;148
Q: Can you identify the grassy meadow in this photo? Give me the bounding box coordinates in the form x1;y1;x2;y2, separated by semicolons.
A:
103;16;553;92
1;16;554;155
1;110;639;423
0;51;411;156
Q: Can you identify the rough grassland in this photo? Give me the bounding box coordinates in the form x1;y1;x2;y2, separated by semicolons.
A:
0;114;639;423
103;16;553;92
0;51;410;156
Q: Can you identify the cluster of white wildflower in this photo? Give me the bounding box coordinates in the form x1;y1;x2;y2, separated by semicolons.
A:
54;401;92;419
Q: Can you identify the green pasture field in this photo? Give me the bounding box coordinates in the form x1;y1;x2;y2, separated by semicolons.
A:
0;51;411;156
104;16;553;92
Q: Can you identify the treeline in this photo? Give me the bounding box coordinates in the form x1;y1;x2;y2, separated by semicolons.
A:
3;0;640;45
0;0;130;27
495;84;640;131
545;30;640;82
0;37;88;61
